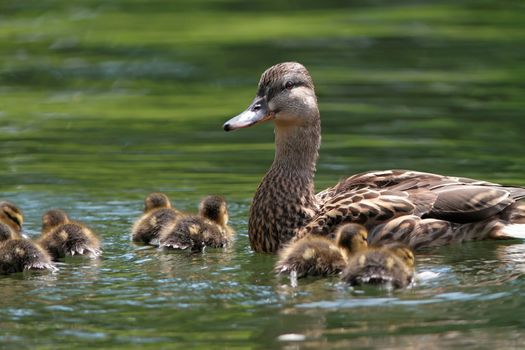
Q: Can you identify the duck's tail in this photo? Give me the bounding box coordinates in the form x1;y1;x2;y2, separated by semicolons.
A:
502;224;525;239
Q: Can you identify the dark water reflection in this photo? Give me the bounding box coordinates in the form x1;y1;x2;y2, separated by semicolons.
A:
1;0;525;348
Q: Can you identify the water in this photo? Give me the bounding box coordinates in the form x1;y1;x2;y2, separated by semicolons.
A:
1;0;525;348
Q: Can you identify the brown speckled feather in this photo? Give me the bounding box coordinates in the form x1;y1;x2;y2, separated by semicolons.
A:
369;214;512;250
302;188;415;238
249;164;317;253
302;170;525;247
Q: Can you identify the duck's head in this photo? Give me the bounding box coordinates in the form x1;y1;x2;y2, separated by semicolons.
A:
0;222;14;242
335;223;368;254
199;195;229;226
42;209;70;232
223;62;319;131
144;192;171;212
0;201;24;233
388;244;415;268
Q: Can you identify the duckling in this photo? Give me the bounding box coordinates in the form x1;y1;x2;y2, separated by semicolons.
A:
38;209;101;260
275;223;368;278
0;222;56;274
159;195;234;252
387;244;416;271
131;192;180;245
0;200;24;238
341;243;415;289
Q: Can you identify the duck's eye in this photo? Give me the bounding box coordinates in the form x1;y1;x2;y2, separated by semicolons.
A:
284;81;295;90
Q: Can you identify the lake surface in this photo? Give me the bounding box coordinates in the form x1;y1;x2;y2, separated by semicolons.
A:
1;0;525;348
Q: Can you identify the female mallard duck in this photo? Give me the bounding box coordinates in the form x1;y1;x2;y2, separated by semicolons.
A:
223;62;525;253
159;195;234;252
131;192;180;245
275;223;368;278
0;201;24;238
0;222;56;274
341;244;415;289
38;209;101;260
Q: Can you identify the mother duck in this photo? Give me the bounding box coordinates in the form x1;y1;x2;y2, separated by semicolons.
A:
223;62;525;253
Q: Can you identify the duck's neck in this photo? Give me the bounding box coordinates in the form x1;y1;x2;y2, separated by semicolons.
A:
248;120;321;253
273;121;320;174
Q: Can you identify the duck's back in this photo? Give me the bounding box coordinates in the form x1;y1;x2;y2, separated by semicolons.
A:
0;239;54;274
305;170;525;246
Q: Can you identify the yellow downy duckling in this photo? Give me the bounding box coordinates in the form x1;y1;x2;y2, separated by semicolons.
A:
159;195;234;252
275;223;368;278
341;243;415;289
0;222;56;274
38;209;102;261
0;200;24;238
131;192;180;245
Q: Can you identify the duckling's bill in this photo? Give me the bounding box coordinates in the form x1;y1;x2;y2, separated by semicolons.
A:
223;96;273;131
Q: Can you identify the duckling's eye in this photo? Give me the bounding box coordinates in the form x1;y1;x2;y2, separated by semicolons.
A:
284;81;295;90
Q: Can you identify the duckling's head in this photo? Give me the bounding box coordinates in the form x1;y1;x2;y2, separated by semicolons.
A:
0;201;24;233
335;223;368;254
388;244;415;269
0;222;14;242
42;209;70;232
199;195;229;226
144;192;171;212
223;62;319;131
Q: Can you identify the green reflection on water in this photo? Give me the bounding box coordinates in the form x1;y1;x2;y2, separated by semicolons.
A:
1;0;525;349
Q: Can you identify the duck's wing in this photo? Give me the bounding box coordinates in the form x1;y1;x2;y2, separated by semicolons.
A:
323;170;500;195
315;170;461;204
419;185;517;223
368;214;513;250
306;188;416;237
309;170;525;239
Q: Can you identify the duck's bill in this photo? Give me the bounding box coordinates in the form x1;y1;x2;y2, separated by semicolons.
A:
223;96;272;131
